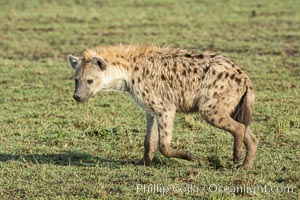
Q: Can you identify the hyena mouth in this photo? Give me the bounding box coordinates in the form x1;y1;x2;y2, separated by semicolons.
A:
73;94;93;102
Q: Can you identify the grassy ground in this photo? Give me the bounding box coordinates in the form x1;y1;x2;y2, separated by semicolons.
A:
0;0;299;199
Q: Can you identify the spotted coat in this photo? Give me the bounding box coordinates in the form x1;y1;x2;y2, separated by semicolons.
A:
67;44;259;169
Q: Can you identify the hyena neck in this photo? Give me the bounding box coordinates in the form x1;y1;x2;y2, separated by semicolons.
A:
83;44;163;92
101;66;130;92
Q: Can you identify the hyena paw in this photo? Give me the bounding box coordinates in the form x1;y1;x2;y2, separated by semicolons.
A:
237;163;253;170
233;150;243;163
140;157;152;166
182;150;195;161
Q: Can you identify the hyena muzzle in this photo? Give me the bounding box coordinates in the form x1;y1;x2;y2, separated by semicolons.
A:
67;44;259;169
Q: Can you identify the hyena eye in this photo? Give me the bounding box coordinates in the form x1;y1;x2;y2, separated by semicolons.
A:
87;79;93;84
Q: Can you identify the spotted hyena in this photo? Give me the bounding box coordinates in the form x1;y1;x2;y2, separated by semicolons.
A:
67;44;259;169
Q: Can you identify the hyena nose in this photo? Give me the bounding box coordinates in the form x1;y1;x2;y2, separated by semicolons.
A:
73;94;81;101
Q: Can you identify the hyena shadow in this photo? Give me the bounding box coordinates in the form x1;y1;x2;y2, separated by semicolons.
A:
0;152;226;169
0;152;135;168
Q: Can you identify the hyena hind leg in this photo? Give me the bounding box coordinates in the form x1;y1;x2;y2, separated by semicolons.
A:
238;127;259;169
201;111;245;163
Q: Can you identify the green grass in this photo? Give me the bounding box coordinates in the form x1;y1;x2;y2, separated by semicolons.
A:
0;0;299;199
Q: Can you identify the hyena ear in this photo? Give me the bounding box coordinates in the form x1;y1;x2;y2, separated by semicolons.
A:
67;54;80;70
93;57;107;71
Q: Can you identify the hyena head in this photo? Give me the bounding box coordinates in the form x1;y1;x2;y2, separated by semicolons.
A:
67;54;107;102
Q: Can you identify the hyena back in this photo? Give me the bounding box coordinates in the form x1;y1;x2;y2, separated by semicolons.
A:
67;44;259;169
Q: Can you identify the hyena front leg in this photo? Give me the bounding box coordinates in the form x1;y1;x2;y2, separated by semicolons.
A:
157;108;195;161
143;113;159;166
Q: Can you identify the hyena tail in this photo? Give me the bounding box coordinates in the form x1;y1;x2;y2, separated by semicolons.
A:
231;87;255;127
